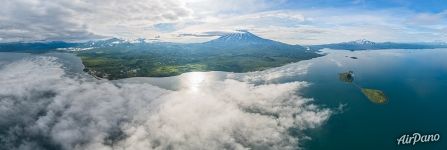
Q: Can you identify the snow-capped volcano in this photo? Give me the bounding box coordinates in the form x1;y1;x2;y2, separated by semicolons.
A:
346;39;376;45
206;30;279;45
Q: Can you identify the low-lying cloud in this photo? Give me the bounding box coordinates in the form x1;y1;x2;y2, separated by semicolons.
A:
0;56;331;150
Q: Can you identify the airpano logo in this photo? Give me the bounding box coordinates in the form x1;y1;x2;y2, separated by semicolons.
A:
397;133;440;145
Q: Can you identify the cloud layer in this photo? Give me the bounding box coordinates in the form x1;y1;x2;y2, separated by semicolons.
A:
0;0;191;42
0;56;331;150
0;0;446;44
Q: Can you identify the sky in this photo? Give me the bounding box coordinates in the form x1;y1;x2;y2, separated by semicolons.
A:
0;0;446;44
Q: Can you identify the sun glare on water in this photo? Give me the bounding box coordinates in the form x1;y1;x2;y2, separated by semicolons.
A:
183;72;206;92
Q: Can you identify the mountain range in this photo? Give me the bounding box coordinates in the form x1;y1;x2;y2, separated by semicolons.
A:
56;31;319;79
309;39;447;50
2;31;447;79
2;34;447;53
52;30;314;58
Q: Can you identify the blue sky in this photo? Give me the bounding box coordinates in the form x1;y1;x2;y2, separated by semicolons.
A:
0;0;446;44
280;0;447;13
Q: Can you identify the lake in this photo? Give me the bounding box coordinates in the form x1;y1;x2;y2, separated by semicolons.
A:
0;49;446;149
298;49;447;150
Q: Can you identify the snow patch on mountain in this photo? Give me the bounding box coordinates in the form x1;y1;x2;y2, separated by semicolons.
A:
345;39;376;45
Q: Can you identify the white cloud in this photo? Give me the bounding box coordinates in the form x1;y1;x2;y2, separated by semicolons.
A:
0;56;331;150
185;0;279;15
405;10;447;25
2;0;444;44
0;0;192;42
171;8;447;44
0;0;286;42
228;61;312;83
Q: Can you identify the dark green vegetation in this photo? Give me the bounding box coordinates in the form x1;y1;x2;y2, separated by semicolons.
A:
338;71;354;83
79;52;312;79
338;71;387;104
0;31;322;79
361;88;387;104
77;31;321;79
4;33;446;80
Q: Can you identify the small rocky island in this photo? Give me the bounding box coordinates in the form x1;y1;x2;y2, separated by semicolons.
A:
339;71;387;104
339;71;354;83
361;88;387;104
344;56;358;59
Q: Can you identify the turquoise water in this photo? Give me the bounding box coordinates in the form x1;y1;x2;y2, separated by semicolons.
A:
1;49;446;149
294;49;447;149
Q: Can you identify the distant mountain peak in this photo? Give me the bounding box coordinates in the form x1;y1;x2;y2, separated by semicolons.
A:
431;40;447;45
347;39;376;45
235;29;250;33
205;30;277;45
128;38;148;43
219;31;262;41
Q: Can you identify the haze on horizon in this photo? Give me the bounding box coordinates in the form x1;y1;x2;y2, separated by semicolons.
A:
0;0;446;44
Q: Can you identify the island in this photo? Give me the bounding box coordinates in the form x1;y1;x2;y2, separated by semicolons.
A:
338;71;387;104
339;71;354;83
361;88;387;104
